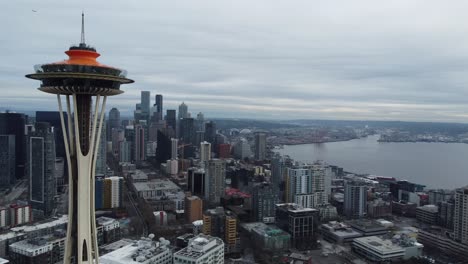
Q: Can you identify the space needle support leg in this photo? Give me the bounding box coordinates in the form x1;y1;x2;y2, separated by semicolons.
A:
90;95;106;262
57;94;74;264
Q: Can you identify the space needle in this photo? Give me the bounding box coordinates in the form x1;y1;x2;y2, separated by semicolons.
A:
26;14;134;264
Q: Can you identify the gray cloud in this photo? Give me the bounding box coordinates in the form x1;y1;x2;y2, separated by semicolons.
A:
3;0;468;122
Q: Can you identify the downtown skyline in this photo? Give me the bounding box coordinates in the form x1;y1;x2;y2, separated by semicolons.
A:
3;1;468;122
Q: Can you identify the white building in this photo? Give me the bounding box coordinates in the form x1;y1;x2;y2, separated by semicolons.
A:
100;236;172;264
353;236;423;262
174;234;224;264
166;159;178;176
200;141;211;165
287;163;327;208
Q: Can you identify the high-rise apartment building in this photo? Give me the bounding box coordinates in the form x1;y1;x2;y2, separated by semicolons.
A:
206;159;226;205
0;135;15;188
173;234;224;264
185;195;203;223
202;207;238;252
344;181;368;219
454;187;468;244
252;183;279;222
103;177;123;209
254;132;266;161
286;164;327;208
0;112;27;180
200;141;211;165
28;122;56;218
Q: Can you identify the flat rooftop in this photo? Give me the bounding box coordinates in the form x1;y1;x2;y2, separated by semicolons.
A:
133;179;180;192
174;234;223;260
0;215;68;241
354;236;404;254
276;203;318;213
100;238;171;264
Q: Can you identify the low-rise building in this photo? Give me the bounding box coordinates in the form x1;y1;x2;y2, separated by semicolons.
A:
367;199;392;218
96;217;121;245
320;221;362;244
100;236;172;264
241;222;290;252
348;219;390;236
416;205;438;225
133;179;180;200
8;230;66;264
417;228;468;261
353;236;423;262
0;215;67;258
173;234;224;264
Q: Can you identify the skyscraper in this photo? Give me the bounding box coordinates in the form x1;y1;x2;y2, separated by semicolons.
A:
36;111;68;161
26;14;133;263
28;122;56;218
252;183;279;222
140;91;150;121
171;138;179;160
200;141;211;165
254;132;266;161
206;159;226;205
178;102;188;119
180;118;195;145
155;94;163;120
0;112;26;180
107;108;120;140
0;135;15;187
344;181;368;219
166;109;176;132
454;187;468;244
134;124;146;162
204;121;216;145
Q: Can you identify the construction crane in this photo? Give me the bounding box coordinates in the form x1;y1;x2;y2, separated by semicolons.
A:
177;143;192;172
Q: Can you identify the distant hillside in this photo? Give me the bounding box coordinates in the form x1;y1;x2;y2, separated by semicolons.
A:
211;118;299;130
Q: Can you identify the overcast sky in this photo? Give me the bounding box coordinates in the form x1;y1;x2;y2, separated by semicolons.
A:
3;1;468;122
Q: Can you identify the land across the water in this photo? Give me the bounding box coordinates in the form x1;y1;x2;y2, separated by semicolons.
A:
275;135;468;189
